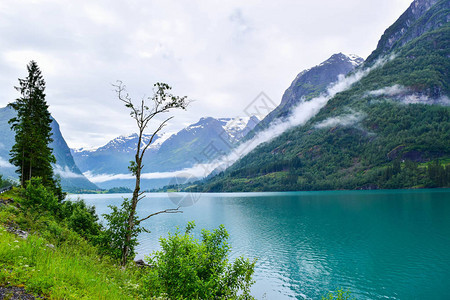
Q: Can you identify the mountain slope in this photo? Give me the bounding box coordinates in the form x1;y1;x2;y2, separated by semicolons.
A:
0;106;98;191
72;116;259;189
151;116;260;171
193;0;450;192
71;133;164;175
366;0;448;64
252;53;363;134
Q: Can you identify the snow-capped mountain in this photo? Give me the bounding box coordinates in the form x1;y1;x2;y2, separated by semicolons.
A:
71;133;170;175
219;116;260;141
71;115;260;188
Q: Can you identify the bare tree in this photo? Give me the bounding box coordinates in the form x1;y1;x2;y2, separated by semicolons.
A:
113;80;189;265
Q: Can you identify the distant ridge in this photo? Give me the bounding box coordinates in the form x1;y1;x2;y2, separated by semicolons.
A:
0;106;98;192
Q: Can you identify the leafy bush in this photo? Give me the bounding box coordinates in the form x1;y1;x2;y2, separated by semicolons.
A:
0;174;11;189
322;288;354;300
96;198;145;262
20;177;58;214
142;222;256;299
60;199;101;240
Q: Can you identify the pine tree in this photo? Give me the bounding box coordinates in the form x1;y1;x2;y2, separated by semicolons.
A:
8;61;60;196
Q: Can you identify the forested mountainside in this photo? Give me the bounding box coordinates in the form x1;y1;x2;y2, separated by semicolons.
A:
191;0;450;192
0;106;98;192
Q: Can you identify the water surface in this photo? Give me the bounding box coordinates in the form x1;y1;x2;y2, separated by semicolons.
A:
72;189;450;299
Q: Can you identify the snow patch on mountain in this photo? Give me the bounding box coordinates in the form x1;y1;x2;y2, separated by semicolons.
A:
343;53;365;66
318;53;364;68
219;116;260;140
148;131;175;148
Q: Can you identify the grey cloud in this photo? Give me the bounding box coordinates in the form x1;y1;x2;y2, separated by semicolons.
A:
0;0;412;148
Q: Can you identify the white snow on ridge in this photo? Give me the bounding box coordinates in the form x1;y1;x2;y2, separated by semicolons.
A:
220;117;250;132
220;116;260;139
187;124;204;131
317;53;363;68
149;131;175;148
343;53;364;66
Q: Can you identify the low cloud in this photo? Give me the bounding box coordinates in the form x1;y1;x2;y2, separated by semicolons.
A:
367;84;450;106
193;55;394;175
401;94;450;105
83;163;216;183
82;55;393;183
0;157;14;168
54;165;85;178
315;111;366;129
367;84;408;97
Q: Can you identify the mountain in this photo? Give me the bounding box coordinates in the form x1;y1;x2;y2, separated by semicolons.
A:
152;116;260;171
191;0;450;192
71;133;167;175
252;53;364;133
72;116;260;189
366;0;447;64
0;106;99;192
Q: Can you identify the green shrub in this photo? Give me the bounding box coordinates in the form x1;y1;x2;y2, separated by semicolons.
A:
96;198;144;262
20;177;58;214
142;222;256;299
60;199;101;240
322;288;354;300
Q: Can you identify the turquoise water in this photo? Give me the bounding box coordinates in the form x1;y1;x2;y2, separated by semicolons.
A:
73;189;450;299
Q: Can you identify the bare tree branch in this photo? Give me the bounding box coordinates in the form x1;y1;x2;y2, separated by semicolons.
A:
137;207;182;223
113;80;189;266
141;116;173;157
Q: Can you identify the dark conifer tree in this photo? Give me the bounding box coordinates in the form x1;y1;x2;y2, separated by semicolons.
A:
8;61;61;198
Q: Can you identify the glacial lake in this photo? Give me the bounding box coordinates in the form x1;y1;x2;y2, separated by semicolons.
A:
71;189;450;299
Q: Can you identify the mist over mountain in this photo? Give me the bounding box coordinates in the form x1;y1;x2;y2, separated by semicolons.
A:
251;53;364;135
190;0;450;192
72;115;260;189
71;133;166;176
0;106;98;191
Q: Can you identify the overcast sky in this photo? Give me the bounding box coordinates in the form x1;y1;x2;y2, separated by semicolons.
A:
0;0;412;149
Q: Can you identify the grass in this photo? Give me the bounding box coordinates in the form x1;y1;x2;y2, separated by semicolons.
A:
0;189;144;299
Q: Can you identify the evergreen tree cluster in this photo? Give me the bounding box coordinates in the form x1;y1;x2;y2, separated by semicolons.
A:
8;61;63;199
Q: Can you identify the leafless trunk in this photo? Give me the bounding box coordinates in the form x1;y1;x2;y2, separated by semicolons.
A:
114;81;188;266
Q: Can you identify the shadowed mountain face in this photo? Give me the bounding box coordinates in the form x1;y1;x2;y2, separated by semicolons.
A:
195;0;450;192
251;53;364;135
0;106;98;191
